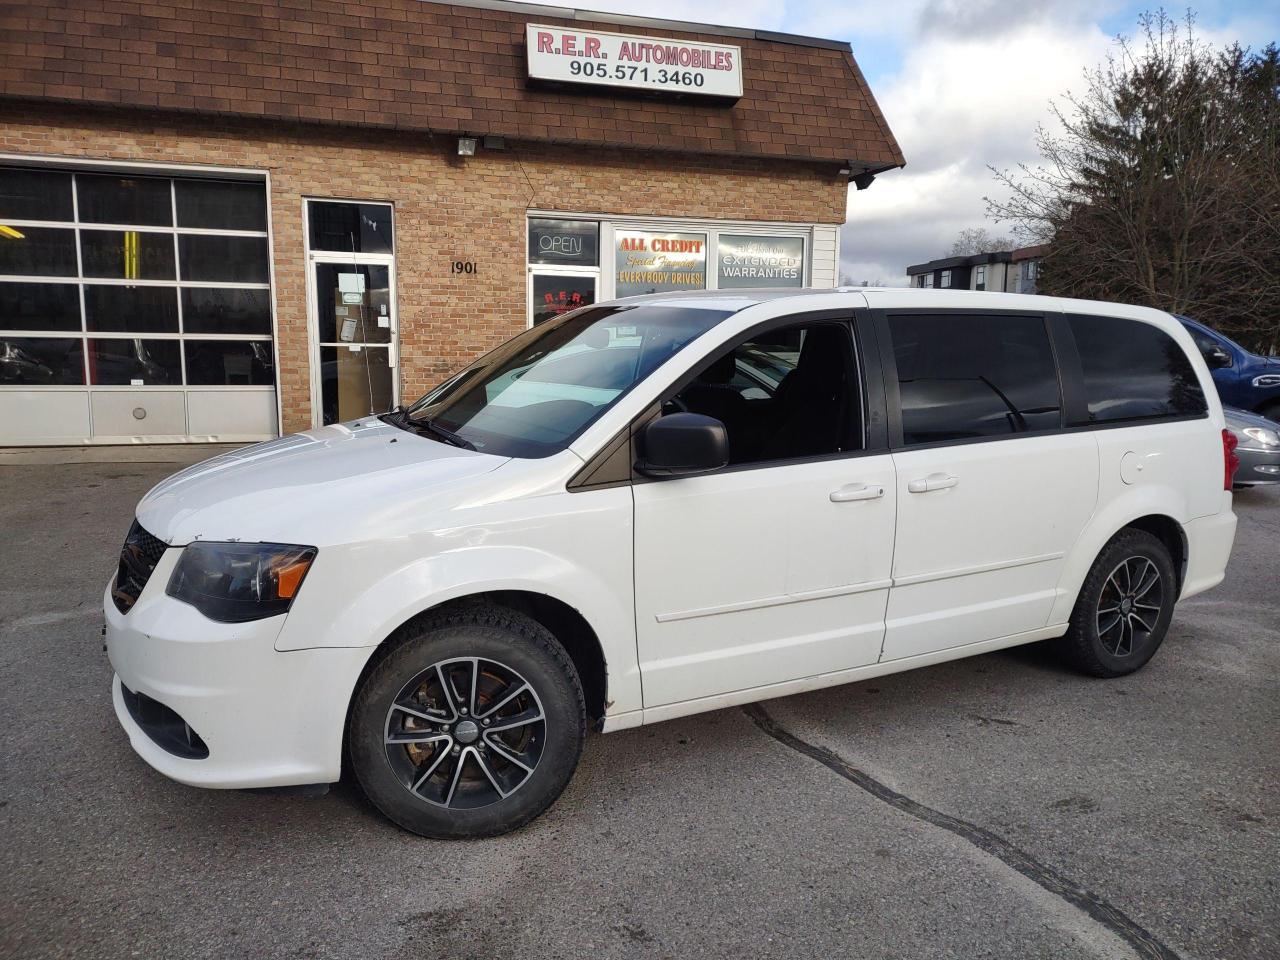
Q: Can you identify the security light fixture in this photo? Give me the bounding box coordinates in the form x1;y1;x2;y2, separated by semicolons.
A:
457;137;477;157
852;171;876;191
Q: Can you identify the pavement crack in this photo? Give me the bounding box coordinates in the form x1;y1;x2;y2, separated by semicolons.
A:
743;703;1182;960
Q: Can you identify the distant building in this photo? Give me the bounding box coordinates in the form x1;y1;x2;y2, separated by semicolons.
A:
907;244;1047;294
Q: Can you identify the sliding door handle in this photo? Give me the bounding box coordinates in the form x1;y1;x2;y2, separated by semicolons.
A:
830;482;885;502
907;473;959;494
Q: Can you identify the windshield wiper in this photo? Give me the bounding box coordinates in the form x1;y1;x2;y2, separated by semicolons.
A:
382;408;476;450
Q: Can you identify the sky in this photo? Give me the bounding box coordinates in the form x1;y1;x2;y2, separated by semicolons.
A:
552;0;1279;284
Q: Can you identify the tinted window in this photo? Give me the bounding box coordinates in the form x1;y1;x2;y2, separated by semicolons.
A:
87;338;181;385
670;322;862;465
1068;315;1207;423
0;282;81;332
178;235;269;283
80;230;175;280
181;287;272;335
891;313;1061;445
175;179;267;231
84;285;179;333
0;169;73;221
0;227;77;276
76;173;173;226
185;340;274;385
0;336;84;384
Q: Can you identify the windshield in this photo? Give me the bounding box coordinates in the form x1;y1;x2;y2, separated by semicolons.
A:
404;303;732;457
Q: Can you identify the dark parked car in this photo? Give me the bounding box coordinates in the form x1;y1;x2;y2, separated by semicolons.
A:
1178;316;1280;420
1225;406;1280;487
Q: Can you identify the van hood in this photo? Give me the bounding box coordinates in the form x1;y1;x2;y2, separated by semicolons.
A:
136;420;509;545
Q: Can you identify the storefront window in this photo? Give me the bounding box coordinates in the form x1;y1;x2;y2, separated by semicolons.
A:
528;219;599;267
717;235;804;289
614;229;706;297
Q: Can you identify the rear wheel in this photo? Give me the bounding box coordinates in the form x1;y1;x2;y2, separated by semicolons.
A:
349;602;585;838
1057;529;1177;678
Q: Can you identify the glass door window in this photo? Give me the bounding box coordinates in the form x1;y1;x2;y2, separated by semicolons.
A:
306;200;397;427
530;272;596;326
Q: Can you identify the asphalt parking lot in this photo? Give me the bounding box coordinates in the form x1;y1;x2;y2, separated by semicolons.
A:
1;453;1276;960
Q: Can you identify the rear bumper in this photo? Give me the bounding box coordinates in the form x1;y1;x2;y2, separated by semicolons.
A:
1180;504;1238;600
105;568;374;790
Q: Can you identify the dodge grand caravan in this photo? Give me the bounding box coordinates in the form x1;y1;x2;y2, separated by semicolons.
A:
105;289;1238;838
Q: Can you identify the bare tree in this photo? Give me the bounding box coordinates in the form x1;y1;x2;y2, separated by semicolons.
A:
949;227;1013;256
989;12;1280;353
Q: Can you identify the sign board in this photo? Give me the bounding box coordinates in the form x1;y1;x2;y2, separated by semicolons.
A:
528;218;600;267
526;24;743;99
717;235;806;288
615;230;706;297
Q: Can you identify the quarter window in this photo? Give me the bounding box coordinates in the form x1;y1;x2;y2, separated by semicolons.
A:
1067;314;1207;423
891;312;1061;445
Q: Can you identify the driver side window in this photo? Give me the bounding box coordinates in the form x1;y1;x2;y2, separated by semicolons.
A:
668;320;863;466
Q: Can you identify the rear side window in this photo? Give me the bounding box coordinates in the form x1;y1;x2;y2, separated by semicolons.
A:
890;313;1062;445
1068;315;1207;423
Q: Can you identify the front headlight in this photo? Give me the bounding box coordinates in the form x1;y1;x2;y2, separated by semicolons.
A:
166;542;317;623
1241;426;1280;447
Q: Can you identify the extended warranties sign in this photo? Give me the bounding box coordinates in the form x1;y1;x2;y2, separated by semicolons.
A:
526;24;743;99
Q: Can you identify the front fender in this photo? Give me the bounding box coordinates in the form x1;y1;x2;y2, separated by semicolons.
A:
274;544;642;716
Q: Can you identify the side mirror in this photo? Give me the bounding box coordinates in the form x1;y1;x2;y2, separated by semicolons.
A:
636;413;729;478
1205;346;1232;369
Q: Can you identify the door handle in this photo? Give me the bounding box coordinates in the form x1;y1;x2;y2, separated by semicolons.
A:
830;482;885;502
907;473;959;494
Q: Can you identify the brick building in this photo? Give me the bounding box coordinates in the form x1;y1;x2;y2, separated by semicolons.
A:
0;0;902;445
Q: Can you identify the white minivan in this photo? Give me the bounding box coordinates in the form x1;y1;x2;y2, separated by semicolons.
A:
105;288;1239;838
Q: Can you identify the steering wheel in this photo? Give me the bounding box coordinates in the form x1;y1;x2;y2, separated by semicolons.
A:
662;395;689;415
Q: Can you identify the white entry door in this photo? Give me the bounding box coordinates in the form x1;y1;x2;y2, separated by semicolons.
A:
632;318;896;709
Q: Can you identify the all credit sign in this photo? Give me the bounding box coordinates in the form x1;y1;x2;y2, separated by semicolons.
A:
525;24;744;99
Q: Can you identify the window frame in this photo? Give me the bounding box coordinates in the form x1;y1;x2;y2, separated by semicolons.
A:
872;307;1071;451
567;309;889;491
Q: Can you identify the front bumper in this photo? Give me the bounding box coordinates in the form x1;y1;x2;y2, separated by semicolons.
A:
105;559;374;790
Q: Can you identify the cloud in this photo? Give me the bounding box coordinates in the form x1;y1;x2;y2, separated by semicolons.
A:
839;17;1115;284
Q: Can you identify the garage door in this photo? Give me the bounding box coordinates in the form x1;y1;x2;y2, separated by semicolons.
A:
0;165;278;445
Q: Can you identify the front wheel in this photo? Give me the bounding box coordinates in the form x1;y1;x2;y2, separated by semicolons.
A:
348;602;586;838
1057;529;1177;678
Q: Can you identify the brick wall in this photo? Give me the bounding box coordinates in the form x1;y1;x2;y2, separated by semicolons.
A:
1;104;846;434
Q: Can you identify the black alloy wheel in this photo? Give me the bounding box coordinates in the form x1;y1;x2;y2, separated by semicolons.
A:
1057;528;1177;678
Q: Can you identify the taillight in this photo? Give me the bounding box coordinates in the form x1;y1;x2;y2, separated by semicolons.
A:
1223;428;1239;490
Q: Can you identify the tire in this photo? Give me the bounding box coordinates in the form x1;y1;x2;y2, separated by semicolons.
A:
348;601;585;839
1260;401;1280;425
1056;529;1177;678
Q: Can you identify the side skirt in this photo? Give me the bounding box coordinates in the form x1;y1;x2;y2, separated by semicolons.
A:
598;624;1069;733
